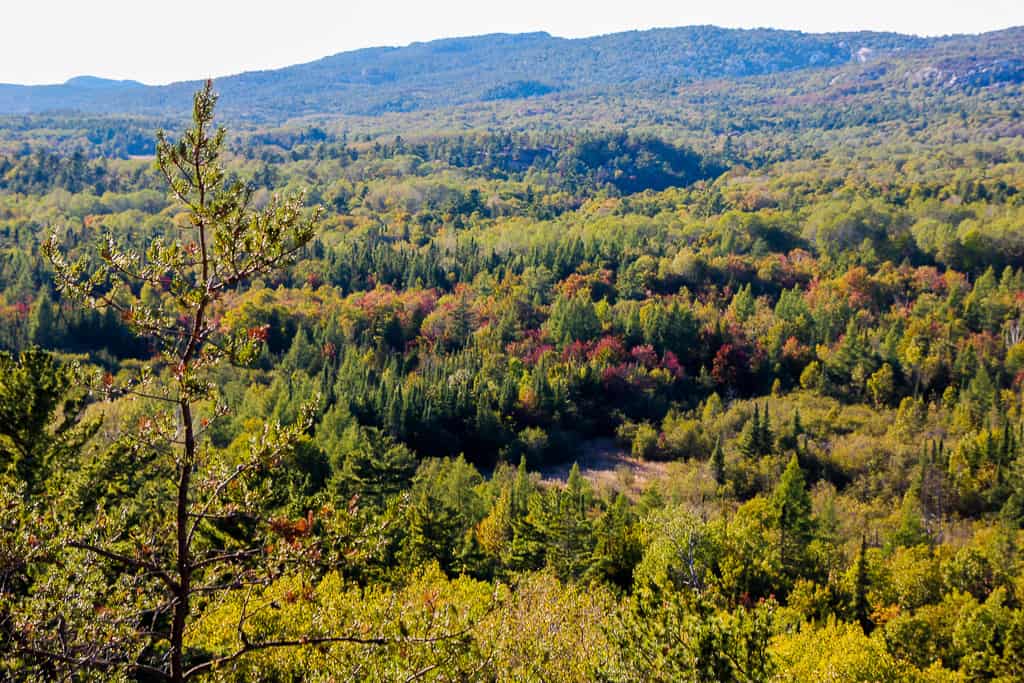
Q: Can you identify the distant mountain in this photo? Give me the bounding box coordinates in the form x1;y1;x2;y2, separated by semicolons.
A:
62;76;145;90
0;25;1019;123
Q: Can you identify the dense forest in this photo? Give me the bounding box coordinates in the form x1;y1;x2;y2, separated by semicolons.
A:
3;23;1024;682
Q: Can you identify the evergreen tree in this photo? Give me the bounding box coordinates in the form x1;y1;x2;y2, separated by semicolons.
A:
738;404;773;458
508;490;547;572
280;325;321;374
737;404;761;459
330;425;416;509
729;283;756;322
773;454;815;582
29;83;333;679
588;493;641;589
452;526;488;577
612;584;776;683
0;348;97;495
546;293;601;345
711;436;726;485
759;404;774;454
403;485;459;571
27;293;58;348
889;479;929;549
851;536;873;634
545;464;594;580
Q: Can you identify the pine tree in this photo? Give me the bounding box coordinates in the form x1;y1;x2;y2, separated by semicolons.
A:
587;493;641;589
477;485;514;562
452;527;488;578
613;583;776;682
448;294;473;350
711;436;726;485
0;349;97;495
738;404;773;458
545;464;594;580
852;536;873;634
512;456;532;517
403;487;458;571
737;404;761;459
773;454;815;581
281;325;320;374
27;292;58;348
702;392;724;423
508;491;546;572
729;283;755;322
332;426;416;508
759;404;774;454
30;82;344;679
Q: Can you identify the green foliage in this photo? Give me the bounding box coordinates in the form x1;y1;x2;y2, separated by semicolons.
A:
0;348;97;494
610;583;776;683
546;292;601;345
8;83;327;681
632;423;660;460
773;455;815;582
737;404;774;459
4;23;1024;681
771;620;914;682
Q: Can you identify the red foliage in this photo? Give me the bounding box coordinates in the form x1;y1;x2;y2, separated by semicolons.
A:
840;266;876;310
507;329;554;366
247;325;270;342
587;336;626;364
711;343;750;388
913;266;947;294
630;344;659;368
601;363;633;394
782;336;810;362
562;339;592;363
662;350;685;379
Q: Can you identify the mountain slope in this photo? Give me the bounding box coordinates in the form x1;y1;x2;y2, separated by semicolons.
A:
0;26;941;121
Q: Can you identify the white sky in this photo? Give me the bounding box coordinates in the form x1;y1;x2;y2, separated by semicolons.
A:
3;0;1023;85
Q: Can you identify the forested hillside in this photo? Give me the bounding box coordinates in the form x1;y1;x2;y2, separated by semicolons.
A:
3;23;1024;682
0;25;1011;120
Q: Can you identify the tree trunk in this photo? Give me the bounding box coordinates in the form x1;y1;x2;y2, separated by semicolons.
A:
170;400;194;683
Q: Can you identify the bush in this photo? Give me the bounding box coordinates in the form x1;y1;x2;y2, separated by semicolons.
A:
632;423;660;460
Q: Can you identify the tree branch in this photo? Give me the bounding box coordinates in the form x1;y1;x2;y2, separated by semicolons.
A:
68;540;179;591
182;633;390;679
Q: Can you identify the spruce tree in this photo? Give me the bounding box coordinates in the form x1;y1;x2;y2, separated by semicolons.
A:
738;404;774;459
27;292;58;348
759;404;774;454
0;348;96;496
587;493;641;589
546;464;594;580
737;404;761;459
711;435;726;485
773;454;815;581
852;536;873;633
508;489;547;572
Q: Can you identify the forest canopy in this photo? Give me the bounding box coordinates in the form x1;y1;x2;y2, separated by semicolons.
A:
3;22;1024;682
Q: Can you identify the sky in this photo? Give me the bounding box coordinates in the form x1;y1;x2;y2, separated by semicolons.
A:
3;0;1023;85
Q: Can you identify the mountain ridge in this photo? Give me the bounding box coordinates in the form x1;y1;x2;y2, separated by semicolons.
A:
0;25;1020;123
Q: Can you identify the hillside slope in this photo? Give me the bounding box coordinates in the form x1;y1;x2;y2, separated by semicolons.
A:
0;26;947;121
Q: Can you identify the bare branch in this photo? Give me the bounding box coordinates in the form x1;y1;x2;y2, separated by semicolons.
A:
15;646;170;681
182;634;390;680
68;540;179;591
